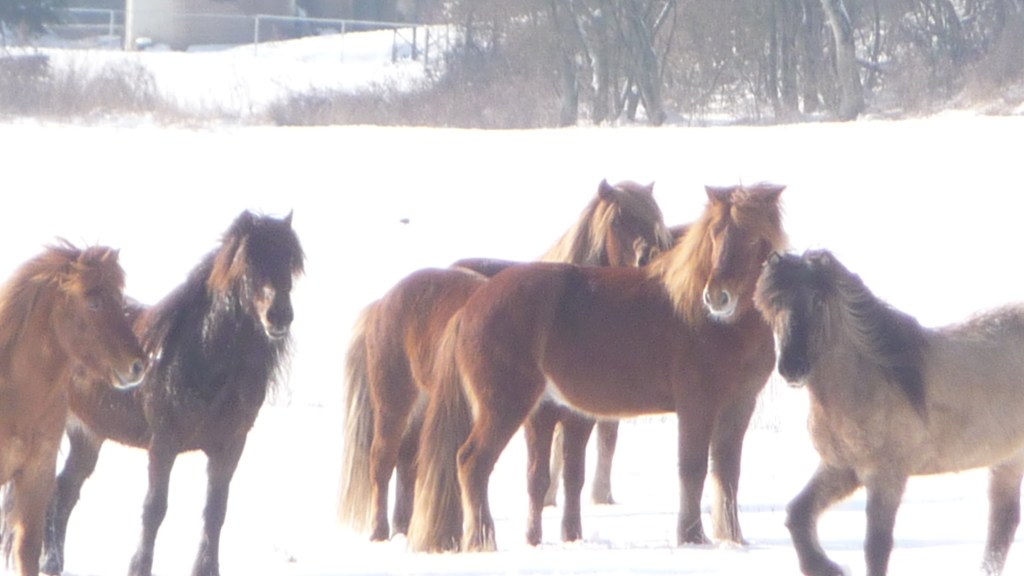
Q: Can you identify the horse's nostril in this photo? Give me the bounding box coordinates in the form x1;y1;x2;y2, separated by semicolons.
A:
131;359;145;379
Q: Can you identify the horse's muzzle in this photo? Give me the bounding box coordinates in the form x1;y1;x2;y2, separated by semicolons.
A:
265;324;290;340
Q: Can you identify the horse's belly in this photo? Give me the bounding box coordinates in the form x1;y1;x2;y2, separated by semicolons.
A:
542;372;673;418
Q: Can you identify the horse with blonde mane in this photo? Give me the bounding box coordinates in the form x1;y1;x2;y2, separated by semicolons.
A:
755;249;1024;576
409;183;786;553
0;243;146;576
339;179;674;545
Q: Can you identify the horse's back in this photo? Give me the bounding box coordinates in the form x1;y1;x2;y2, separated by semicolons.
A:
458;263;678;417
373;267;488;390
919;305;1024;471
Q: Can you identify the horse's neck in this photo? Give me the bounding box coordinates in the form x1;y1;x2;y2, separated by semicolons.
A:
68;376;149;448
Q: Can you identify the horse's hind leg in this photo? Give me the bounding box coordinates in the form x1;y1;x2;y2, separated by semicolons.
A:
559;410;595;542
786;463;861;576
391;402;424;537
524;401;560;545
367;354;417;541
590;420;618;505
42;424;105;575
458;384;541;552
543;425;564;507
983;459;1024;575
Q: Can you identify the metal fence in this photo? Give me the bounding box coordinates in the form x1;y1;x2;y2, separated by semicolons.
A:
51;8;450;68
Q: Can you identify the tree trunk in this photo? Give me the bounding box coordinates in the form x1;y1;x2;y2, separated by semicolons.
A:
549;1;580;126
798;0;825;114
820;0;864;119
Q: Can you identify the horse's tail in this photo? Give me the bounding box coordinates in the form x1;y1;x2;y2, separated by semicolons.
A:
407;314;471;553
0;482;12;568
337;305;376;533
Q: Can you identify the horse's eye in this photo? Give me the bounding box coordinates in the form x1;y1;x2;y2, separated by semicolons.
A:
87;296;103;312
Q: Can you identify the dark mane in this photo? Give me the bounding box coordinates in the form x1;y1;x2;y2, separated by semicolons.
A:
140;211;304;391
829;257;928;415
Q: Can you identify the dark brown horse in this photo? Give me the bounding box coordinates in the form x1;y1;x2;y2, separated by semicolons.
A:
39;211;304;576
755;249;1024;576
408;183;786;552
0;243;145;576
339;180;674;546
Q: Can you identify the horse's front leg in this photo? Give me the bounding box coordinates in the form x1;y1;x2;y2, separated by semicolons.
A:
786;463;861;576
983;459;1024;576
192;436;248;576
863;471;908;576
708;396;758;544
523;402;560;546
42;423;105;575
10;445;58;576
676;406;712;545
129;440;178;576
559;410;595;543
591;420;618;505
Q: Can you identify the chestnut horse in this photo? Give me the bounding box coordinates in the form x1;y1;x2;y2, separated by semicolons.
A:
0;243;146;576
755;249;1024;576
39;211;304;576
409;183;786;552
339;179;674;545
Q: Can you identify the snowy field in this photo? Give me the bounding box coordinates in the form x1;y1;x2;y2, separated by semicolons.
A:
3;31;1024;576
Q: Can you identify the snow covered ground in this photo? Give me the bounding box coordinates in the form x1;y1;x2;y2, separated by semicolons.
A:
2;31;1024;576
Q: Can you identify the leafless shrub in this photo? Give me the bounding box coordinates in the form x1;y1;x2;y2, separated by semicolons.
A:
0;56;181;120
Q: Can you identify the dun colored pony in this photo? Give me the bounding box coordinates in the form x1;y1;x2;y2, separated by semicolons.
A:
39;211;304;576
339;180;674;545
755;249;1024;576
0;243;146;576
409;183;786;552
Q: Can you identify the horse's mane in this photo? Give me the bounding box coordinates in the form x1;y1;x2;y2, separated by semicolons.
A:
141;212;305;367
0;241;122;363
650;183;786;324
818;252;929;416
541;180;673;265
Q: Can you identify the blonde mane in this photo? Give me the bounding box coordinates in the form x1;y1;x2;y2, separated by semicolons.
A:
0;242;123;363
541;180;673;266
650;183;786;325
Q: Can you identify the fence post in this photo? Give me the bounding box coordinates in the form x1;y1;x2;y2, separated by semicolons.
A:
253;15;260;56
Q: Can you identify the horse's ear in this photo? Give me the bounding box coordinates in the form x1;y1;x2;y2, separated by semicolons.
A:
758;183;786;203
284;211;294;228
807;249;834;268
230;210;257;237
597;179;617;201
641;181;655;196
705;185;734;204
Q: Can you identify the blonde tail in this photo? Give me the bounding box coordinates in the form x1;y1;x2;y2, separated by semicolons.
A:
407;314;472;552
337;305;376;533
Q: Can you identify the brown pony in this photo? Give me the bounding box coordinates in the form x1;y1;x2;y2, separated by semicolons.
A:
339;179;674;545
755;249;1024;576
39;211;304;576
545;221;692;509
0;243;146;576
408;183;786;552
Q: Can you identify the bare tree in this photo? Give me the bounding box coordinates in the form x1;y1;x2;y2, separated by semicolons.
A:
821;0;864;118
